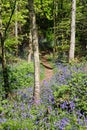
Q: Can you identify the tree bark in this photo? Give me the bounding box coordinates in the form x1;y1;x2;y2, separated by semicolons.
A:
0;3;9;98
28;28;32;63
15;3;18;56
69;0;76;62
0;0;16;98
1;37;9;98
28;0;40;104
53;0;58;59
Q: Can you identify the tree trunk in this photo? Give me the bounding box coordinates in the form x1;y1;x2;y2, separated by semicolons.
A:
28;0;40;104
0;4;9;98
28;1;33;63
0;0;16;98
15;3;18;56
28;28;32;63
69;0;76;62
1;37;9;98
53;0;58;59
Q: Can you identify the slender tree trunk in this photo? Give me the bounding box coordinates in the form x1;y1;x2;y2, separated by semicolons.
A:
69;0;76;62
28;0;40;104
28;0;33;63
0;0;16;98
53;0;58;58
28;28;32;63
1;37;9;98
0;2;9;98
33;15;40;104
15;3;18;56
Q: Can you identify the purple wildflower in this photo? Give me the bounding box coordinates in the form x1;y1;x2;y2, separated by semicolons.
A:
78;117;84;126
21;103;25;111
0;118;7;123
84;117;87;128
60;101;68;109
70;101;75;110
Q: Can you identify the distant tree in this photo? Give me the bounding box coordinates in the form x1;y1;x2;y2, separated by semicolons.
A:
28;0;40;104
69;0;76;62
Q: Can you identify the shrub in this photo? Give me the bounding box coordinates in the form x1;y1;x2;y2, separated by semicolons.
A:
52;63;87;115
8;61;34;90
68;72;87;115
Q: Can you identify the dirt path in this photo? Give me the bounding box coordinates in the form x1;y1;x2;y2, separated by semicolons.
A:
40;54;53;84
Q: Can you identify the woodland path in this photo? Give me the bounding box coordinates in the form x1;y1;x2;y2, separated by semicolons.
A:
40;53;53;84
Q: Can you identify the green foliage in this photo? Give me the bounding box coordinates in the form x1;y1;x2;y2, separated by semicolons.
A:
0;61;34;94
35;0;53;20
69;72;87;114
5;37;19;53
0;62;87;130
8;61;34;90
46;28;54;47
1;0;87;60
0;60;45;94
0;0;87;128
54;85;70;98
1;0;28;55
40;64;45;80
0;119;35;130
53;69;87;115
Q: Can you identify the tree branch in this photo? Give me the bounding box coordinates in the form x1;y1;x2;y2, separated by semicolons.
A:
4;0;16;40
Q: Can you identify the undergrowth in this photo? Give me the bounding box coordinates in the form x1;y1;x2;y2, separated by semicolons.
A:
0;61;87;130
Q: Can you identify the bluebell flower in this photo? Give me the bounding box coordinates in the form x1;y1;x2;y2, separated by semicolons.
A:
78;117;84;126
84;117;87;128
28;104;31;109
61;117;69;126
25;128;28;130
76;110;83;117
0;118;7;123
51;96;54;103
70;101;75;110
21;103;25;111
60;101;68;109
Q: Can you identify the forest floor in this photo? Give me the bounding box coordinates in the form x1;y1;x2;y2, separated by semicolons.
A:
40;53;87;85
40;52;53;84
